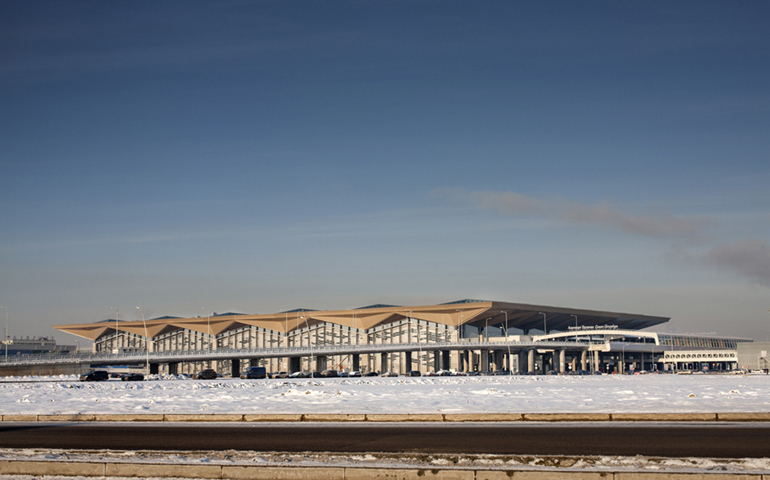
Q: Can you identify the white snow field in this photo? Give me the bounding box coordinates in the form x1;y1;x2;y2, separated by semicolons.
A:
1;373;769;415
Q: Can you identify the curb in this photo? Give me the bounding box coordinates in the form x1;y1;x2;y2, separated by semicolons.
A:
0;460;766;479
3;413;770;422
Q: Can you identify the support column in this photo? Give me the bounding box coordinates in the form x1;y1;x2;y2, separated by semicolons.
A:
405;351;412;372
150;363;159;375
353;354;360;372
594;350;600;372
528;349;535;373
581;351;588;371
481;350;490;372
168;362;178;375
450;350;460;372
231;359;240;378
380;353;388;374
559;350;566;373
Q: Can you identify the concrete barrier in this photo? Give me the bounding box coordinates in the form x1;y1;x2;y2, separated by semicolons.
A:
303;413;367;421
444;413;523;422
611;413;717;422
106;462;222;478
38;414;96;422
523;413;611;422
95;414;164;422
614;473;761;480
0;461;764;479
243;414;303;422
3;412;770;423
222;465;346;479
1;414;37;421
478;472;613;479
365;414;444;422
163;414;244;422
0;460;104;476
718;412;770;422
345;468;474;479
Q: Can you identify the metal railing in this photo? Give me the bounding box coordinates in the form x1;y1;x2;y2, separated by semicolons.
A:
0;339;598;367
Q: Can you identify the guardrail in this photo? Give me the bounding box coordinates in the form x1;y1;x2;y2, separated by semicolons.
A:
0;340;599;367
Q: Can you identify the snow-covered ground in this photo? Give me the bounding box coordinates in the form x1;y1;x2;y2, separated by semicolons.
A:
2;373;770;415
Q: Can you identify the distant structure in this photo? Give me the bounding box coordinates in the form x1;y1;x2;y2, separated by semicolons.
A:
52;299;751;376
3;336;76;356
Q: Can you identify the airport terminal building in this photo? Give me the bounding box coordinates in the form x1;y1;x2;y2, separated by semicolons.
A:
53;299;751;376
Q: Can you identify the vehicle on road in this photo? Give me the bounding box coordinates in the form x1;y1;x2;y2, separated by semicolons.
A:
381;371;399;377
273;372;290;378
320;370;338;377
192;369;217;379
348;371;361;377
120;373;144;381
240;367;267;379
80;370;109;382
288;371;308;378
407;370;422;377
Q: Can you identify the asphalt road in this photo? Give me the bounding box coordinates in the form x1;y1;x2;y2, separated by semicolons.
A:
1;422;767;458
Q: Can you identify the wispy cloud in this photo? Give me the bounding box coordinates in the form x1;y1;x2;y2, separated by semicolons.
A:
434;187;712;240
434;187;769;288
688;239;770;287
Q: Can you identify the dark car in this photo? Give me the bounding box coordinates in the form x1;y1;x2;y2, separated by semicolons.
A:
320;370;339;377
240;366;267;379
492;370;510;376
80;370;109;382
407;370;422;377
120;373;144;381
365;371;379;377
193;369;217;379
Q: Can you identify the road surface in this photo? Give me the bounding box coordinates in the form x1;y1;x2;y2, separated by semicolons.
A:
0;422;766;458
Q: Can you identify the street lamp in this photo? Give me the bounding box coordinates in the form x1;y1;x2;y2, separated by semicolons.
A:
111;307;119;354
0;306;8;362
136;304;150;374
301;316;313;376
202;308;211;350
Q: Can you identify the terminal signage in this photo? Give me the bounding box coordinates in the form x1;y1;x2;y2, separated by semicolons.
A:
567;325;619;331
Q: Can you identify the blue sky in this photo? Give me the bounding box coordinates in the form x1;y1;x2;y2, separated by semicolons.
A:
1;1;768;344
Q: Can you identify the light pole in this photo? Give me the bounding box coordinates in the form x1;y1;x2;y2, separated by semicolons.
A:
136;304;150;374
302;316;314;376
111;307;119;354
202;308;211;350
0;306;8;362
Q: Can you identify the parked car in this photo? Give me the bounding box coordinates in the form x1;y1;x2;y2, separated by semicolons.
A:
120;373;144;381
365;371;379;377
466;371;479;376
381;371;399;377
348;371;361;377
289;371;308;378
273;372;290;379
240;366;267;379
320;369;339;377
192;369;217;379
80;370;109;382
492;370;510;376
310;371;324;378
407;370;422;377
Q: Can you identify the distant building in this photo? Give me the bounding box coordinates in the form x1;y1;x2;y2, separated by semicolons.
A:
2;336;76;356
52;299;751;376
737;342;770;371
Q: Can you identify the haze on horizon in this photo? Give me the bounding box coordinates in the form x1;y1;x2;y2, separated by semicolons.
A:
1;1;768;346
